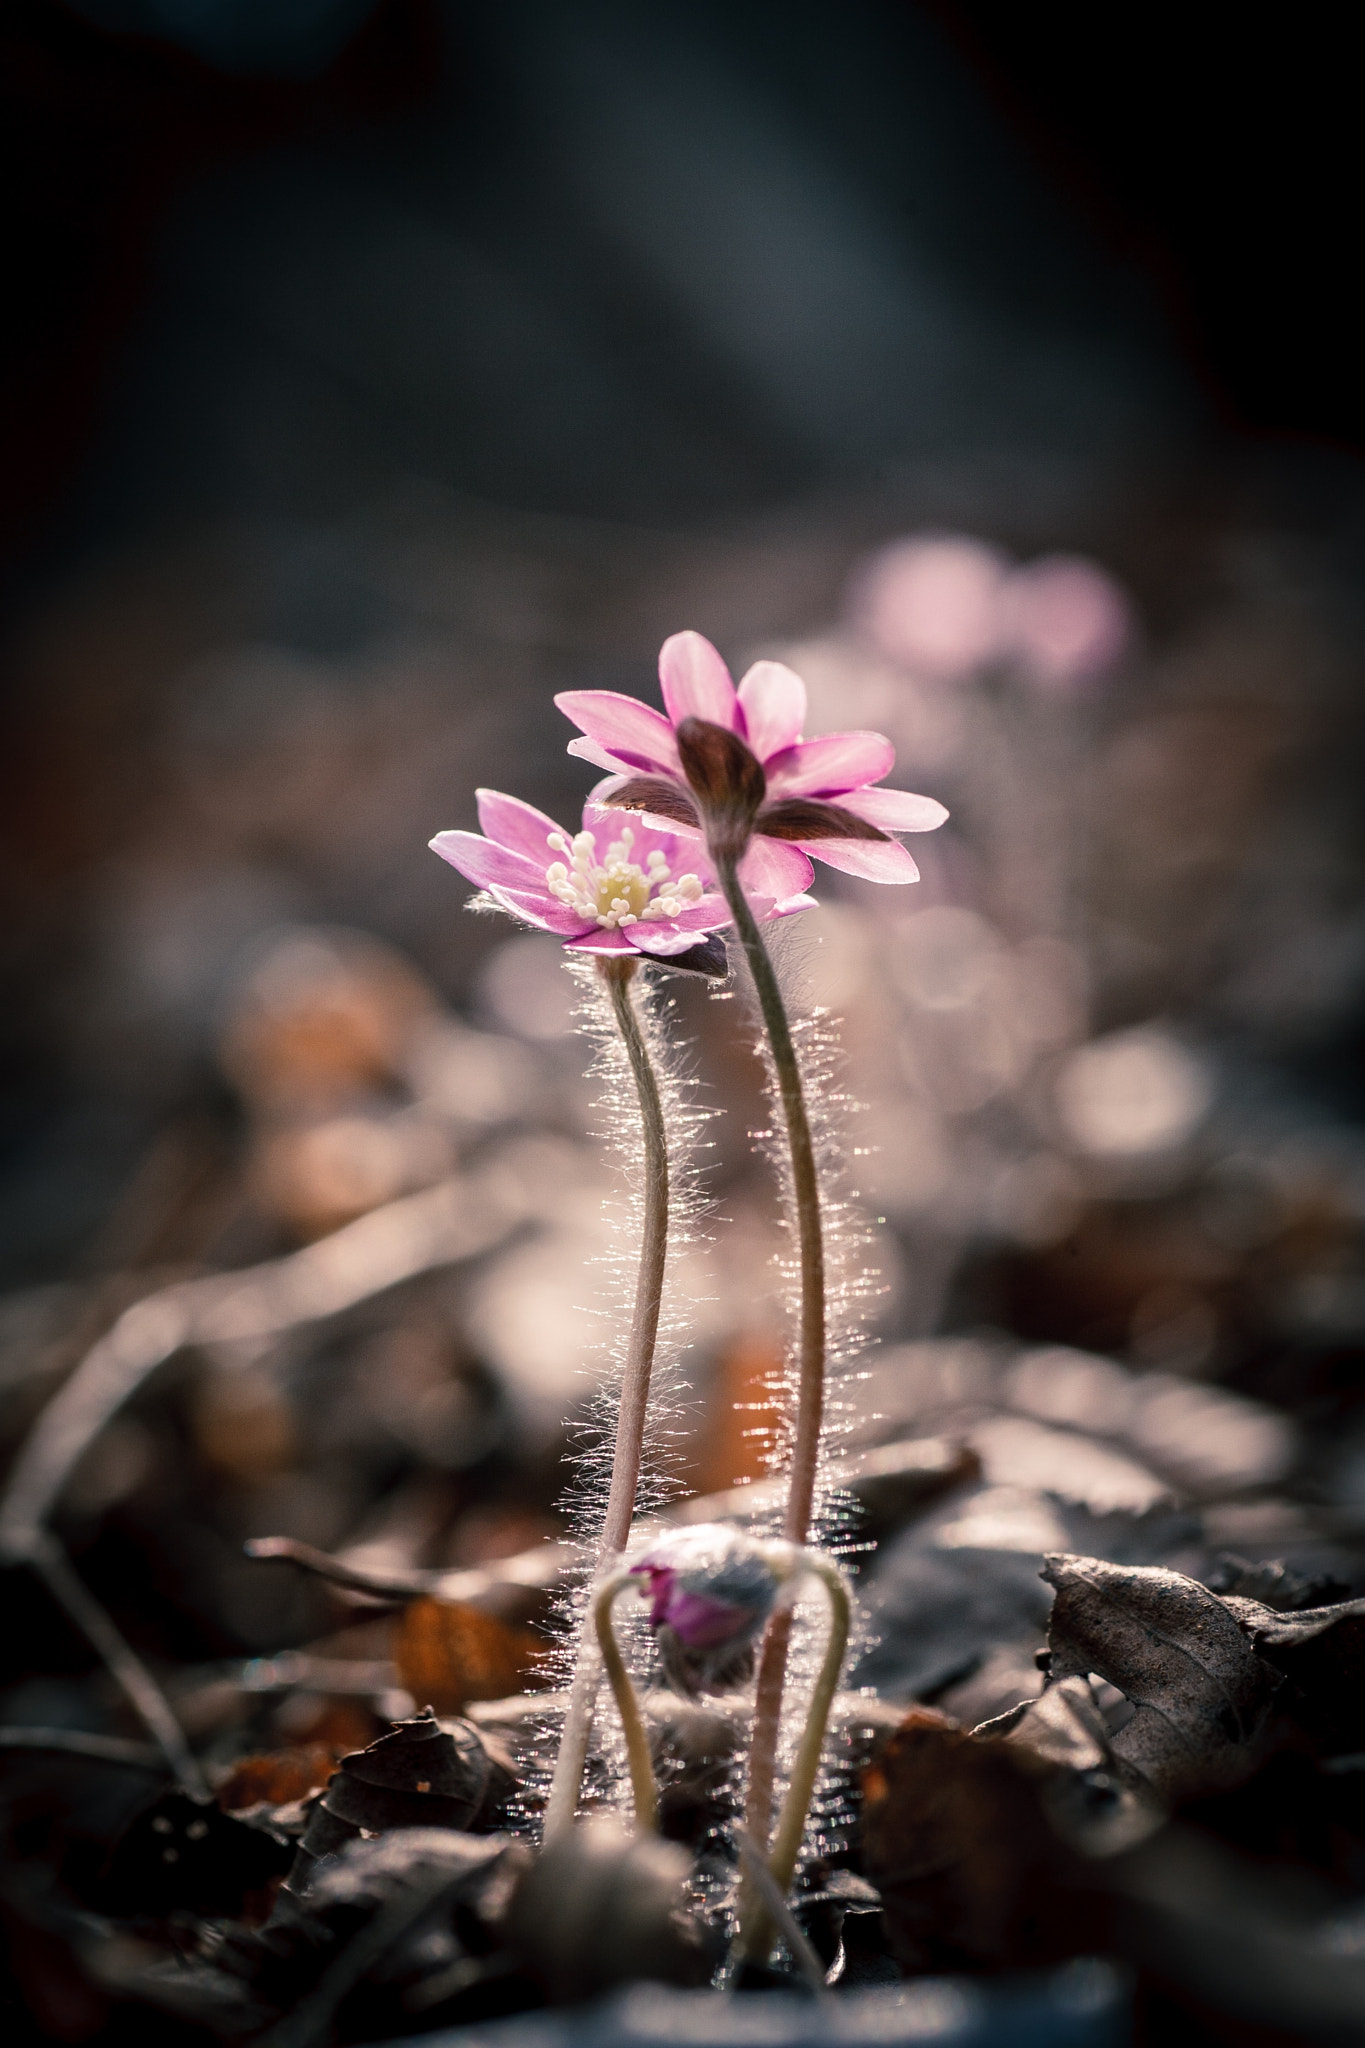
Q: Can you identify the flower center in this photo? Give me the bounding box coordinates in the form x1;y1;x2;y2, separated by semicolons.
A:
544;826;705;930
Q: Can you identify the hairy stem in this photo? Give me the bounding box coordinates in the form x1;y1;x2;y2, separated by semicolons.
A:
592;1570;657;1829
714;855;826;1862
543;958;669;1840
738;1555;850;1962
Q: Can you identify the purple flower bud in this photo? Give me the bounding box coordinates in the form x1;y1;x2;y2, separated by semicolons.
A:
629;1525;787;1655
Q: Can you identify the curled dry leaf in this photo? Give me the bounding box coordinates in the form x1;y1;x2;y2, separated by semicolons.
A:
284;1709;516;1900
1042;1554;1281;1802
991;1675;1166;1858
393;1595;543;1713
1225;1592;1365;1755
215;1827;529;2041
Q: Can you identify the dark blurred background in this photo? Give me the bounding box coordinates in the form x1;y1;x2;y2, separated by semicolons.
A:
4;0;1365;1667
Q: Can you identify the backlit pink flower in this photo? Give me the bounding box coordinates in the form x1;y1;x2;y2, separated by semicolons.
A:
430;788;814;965
556;631;947;882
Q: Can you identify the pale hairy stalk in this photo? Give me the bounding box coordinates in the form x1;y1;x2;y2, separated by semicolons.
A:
738;1555;850;1963
714;855;826;1867
591;1570;658;1829
543;958;669;1840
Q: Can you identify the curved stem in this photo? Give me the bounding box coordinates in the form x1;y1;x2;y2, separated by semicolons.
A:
592;1569;657;1829
738;1555;850;1962
543;958;670;1840
714;855;826;1856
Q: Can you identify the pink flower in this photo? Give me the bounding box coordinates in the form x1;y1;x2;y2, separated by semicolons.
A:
555;631;947;883
430;788;814;966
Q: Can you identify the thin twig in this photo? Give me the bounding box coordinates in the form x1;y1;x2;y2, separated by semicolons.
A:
258;1862;480;2048
244;1432;959;1617
714;856;826;1874
732;1830;831;1997
544;958;671;1840
24;1531;208;1798
0;1727;165;1769
0;1179;527;1811
0;1170;531;1561
243;1534;580;1608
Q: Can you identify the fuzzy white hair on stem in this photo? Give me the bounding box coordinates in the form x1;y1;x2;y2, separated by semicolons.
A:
537;952;714;1838
710;911;884;1941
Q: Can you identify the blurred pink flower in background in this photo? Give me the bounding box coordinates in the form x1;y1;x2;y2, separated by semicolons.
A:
848;533;1131;692
557;630;947;883
1000;554;1132;692
850;536;1011;678
431;787;814;960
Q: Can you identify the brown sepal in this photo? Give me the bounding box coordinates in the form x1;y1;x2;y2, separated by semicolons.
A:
757;797;890;842
597;776;701;830
675;717;766;855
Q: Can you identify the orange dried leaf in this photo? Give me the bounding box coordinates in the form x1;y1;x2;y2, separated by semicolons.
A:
394;1596;541;1712
216;1744;339;1812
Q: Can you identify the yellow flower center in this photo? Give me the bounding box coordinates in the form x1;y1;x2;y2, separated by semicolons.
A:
544;826;705;930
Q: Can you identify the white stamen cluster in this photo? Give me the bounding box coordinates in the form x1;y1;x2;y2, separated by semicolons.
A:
545;826;705;929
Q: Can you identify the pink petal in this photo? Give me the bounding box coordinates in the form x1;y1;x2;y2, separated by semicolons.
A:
792;837;921;883
640;893;732;936
838;786;949;833
764;730;896;798
487;886;596;937
631;926;721;957
555;690;682;775
771;892;818;918
475;789;568;864
565;926;641;956
736;660;806;760
568;735;636;776
738;836;815;901
430;830;545;893
659;631;739;730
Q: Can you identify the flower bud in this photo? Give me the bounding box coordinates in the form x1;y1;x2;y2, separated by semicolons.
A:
629;1524;788;1659
674;718;766;861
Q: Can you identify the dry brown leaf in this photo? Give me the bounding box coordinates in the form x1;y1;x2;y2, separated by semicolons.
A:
1226;1592;1365;1754
992;1675;1166;1856
1043;1553;1281;1801
393;1596;541;1713
860;1706;1108;1972
216;1746;340;1813
285;1709;516;1898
